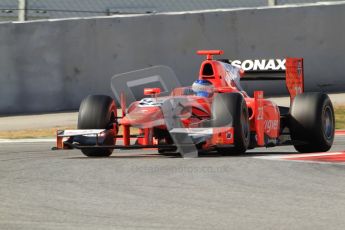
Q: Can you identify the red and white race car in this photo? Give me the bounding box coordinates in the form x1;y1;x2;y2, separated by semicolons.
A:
55;50;335;158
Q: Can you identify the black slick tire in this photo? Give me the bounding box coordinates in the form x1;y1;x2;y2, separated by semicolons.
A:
212;93;250;155
77;95;116;157
289;92;335;153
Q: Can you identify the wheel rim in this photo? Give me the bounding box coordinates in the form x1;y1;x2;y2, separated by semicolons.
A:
322;106;334;140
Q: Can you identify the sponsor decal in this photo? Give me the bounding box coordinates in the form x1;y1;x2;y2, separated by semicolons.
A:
231;59;286;71
264;120;279;132
257;107;264;120
138;98;164;107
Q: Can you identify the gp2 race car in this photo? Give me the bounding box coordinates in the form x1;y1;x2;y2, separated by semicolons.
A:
54;50;335;158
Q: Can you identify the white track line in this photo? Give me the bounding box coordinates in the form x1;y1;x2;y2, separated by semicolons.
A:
254;151;345;165
254;157;345;165
282;151;344;159
255;151;344;160
0;138;55;143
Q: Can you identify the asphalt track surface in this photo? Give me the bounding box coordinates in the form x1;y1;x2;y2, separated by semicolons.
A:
1;136;345;230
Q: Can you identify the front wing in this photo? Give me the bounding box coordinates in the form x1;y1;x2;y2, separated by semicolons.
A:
53;127;234;158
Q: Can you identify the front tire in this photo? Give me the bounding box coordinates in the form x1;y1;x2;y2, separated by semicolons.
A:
289;92;335;153
212;93;250;155
78;95;117;157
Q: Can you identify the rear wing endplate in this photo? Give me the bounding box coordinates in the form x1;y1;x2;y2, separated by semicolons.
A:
285;58;304;103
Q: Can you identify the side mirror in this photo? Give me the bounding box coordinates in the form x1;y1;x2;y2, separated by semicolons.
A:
144;88;161;96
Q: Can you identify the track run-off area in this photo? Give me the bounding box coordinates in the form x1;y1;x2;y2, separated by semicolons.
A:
0;132;345;229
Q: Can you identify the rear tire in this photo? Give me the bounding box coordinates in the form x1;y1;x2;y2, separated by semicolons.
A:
289;92;335;153
78;95;117;157
212;93;250;155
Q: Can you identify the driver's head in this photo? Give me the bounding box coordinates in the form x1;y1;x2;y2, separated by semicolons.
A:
192;79;214;97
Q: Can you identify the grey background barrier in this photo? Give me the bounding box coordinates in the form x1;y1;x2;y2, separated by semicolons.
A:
0;2;344;114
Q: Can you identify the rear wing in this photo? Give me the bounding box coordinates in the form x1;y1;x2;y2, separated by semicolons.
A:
222;57;304;104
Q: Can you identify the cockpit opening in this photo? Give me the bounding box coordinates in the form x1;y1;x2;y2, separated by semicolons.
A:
202;63;214;76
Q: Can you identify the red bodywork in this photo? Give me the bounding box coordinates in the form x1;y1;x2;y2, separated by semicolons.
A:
116;50;303;150
56;50;304;152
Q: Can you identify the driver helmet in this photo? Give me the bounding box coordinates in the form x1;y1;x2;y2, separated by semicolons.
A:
192;79;214;97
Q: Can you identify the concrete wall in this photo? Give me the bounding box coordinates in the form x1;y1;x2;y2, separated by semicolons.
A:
0;2;344;114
